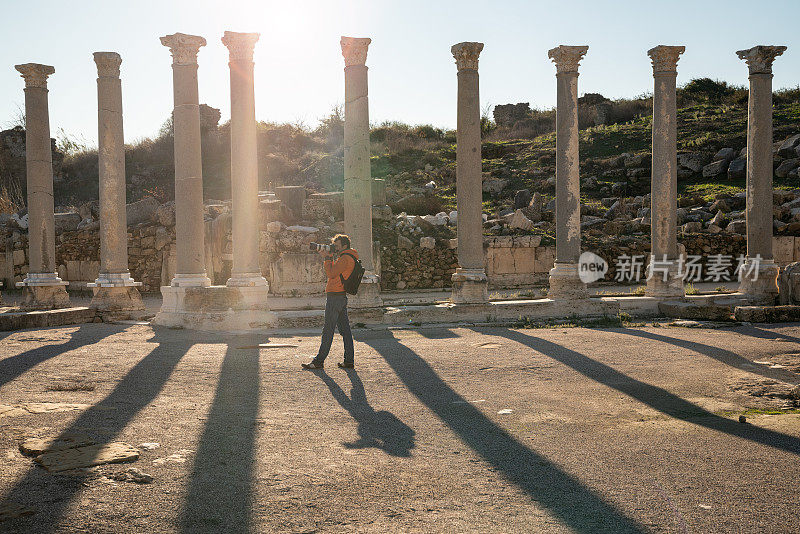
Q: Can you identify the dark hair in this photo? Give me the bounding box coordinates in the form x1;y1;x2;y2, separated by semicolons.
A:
332;234;351;249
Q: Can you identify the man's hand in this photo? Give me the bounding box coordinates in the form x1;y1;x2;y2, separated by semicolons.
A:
318;248;333;259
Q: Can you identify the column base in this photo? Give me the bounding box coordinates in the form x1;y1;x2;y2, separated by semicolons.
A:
738;259;779;305
17;273;70;310
90;286;145;312
349;273;383;309
153;285;275;331
645;262;685;298
227;272;269;287
87;272;142;288
170;272;212;288
450;268;488;304
548;262;589;300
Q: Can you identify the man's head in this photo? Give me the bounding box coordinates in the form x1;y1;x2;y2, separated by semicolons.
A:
332;234;351;253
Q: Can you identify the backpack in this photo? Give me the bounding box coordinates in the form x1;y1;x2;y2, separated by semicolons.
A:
339;251;365;295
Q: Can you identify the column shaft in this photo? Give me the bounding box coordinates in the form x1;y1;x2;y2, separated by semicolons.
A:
225;32;266;286
96;60;130;277
651;73;678;260
456;68;483;270
554;72;580;264
746;73;773;260
343;64;375;272
24;85;56;275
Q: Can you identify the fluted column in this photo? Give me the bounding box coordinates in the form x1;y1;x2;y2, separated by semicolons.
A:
646;45;685;298
450;41;488;304
547;45;589;299
160;33;211;287
341;36;381;307
14;63;69;309
737;45;786;303
88;52;144;312
222;31;268;288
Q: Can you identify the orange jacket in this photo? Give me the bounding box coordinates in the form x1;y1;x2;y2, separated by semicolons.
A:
324;248;358;293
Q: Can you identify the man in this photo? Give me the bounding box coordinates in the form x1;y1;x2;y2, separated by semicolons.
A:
301;234;357;370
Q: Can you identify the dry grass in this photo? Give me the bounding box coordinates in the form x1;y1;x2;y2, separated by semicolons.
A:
0;182;24;214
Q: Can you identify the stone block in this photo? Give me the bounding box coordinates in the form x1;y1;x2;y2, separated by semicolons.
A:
773;236;795;264
492;248;515;274
512;247;536;274
54;212;81;234
275;186;306;218
80;261;100;282
419;237;435;249
126;197;159;226
12;249;24;266
65;260;81;281
372;179;386;205
795;238;800;262
268;252;326;295
534;247;556;273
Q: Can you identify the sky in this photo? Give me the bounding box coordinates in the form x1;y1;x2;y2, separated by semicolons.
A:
2;0;799;147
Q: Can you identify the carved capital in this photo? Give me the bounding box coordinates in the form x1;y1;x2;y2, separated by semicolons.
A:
15;63;55;89
221;31;259;62
93;52;122;78
451;42;483;71
548;45;588;74
647;45;684;74
341;37;371;67
160;33;206;66
737;45;786;75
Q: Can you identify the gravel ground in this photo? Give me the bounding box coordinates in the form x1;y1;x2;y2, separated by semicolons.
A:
0;321;799;533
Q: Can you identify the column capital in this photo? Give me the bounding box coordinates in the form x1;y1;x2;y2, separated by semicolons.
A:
221;31;260;62
647;45;685;74
93;52;122;78
160;33;206;66
548;45;588;74
451;42;483;71
341;37;371;67
15;63;55;89
737;45;786;75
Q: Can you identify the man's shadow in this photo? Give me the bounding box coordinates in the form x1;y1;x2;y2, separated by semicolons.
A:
313;369;415;457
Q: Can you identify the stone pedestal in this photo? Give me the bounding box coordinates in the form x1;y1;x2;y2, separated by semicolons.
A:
88;52;144;312
14;63;69;309
450;42;488;304
547;46;589;300
341;36;382;308
739;259;780;305
736;45;786;303
646;45;685;298
155;285;276;331
222;31;271;300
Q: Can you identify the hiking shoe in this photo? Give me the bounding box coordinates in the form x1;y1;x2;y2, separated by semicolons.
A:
301;361;324;370
337;362;354;369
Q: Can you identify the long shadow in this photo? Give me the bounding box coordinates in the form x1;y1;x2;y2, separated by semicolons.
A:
735;324;800;345
180;339;260;533
363;332;646;533
0;323;118;390
615;327;800;384
313;369;415;457
0;327;195;533
488;328;800;457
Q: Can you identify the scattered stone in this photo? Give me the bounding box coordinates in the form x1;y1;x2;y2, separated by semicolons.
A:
497;409;513;415
153;201;175;227
126;196;160;226
682;222;702;233
702;159;729;178
419;237;435;249
678;152;709;173
777;134;800;158
734;305;800;323
35;442;140;473
776;158;799;179
482;178;508;195
508;209;534;231
713;147;737;163
111;467;153;484
152;449;193;465
139;442;160;451
739;415;747;424
0;403;90;418
397;235;413;249
514;189;532;210
19;434;95;457
727;158;746;180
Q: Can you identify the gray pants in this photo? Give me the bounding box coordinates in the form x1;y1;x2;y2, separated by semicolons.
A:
313;293;354;365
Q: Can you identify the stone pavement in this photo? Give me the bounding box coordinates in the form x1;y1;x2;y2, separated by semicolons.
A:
0;321;799;532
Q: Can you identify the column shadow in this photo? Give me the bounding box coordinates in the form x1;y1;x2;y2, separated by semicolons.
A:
313;369;415;457
614;327;800;384
363;332;646;533
734;324;800;345
0;323;120;390
180;338;260;533
487;328;800;457
0;327;195;533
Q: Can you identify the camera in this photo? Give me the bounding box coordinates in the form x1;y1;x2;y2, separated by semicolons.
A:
310;242;333;253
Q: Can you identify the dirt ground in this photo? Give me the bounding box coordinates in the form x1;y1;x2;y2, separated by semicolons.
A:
0;321;799;533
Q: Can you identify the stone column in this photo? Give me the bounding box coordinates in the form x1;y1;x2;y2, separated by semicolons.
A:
160;33;211;288
450;42;488;304
646;45;685;298
341;36;381;307
14;63;69;309
222;31;268;289
547;46;589;299
737;45;786;303
88;52;144;312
